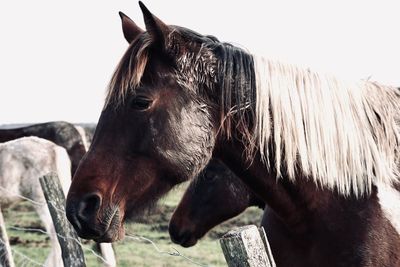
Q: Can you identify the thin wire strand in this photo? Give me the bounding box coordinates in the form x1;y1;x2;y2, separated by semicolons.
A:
125;234;210;267
0;185;111;265
0;237;44;267
0;186;45;206
0;185;67;214
7;226;110;265
0;184;212;267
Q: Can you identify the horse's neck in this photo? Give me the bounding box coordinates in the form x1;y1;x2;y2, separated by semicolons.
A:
215;139;308;233
215;139;400;266
215;138;384;235
0;124;52;142
0;128;26;143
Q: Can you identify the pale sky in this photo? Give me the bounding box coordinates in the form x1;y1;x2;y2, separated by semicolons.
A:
0;0;399;124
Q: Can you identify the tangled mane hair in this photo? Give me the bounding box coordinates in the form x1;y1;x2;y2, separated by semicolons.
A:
105;26;400;196
254;57;400;195
105;28;256;149
105;33;153;106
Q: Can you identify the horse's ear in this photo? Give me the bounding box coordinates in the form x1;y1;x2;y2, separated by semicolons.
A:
138;1;171;45
119;11;144;43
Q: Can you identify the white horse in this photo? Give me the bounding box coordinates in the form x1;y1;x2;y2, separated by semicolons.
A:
0;137;70;266
0;136;117;267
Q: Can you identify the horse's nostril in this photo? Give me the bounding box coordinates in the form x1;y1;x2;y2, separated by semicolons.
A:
77;193;102;222
66;200;81;231
66;193;115;240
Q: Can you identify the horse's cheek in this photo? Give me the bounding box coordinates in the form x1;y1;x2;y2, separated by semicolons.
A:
150;104;214;180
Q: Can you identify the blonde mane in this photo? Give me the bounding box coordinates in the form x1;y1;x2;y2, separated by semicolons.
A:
254;57;400;196
104;29;400;196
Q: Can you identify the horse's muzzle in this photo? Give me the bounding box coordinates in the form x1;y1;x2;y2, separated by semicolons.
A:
66;193;122;242
168;222;198;248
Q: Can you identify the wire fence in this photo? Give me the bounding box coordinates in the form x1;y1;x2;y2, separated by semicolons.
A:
0;184;111;266
125;234;209;267
0;237;43;267
0;184;213;267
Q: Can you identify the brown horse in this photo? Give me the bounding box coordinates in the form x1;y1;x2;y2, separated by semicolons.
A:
169;159;319;266
67;3;400;266
169;158;264;247
0;121;88;175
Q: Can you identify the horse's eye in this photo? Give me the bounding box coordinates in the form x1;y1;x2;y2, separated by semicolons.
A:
130;97;152;110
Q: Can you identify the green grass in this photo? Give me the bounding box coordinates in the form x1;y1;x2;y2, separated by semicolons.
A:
2;183;263;267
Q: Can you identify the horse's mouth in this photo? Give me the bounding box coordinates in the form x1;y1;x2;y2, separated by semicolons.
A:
169;230;199;248
67;203;125;242
93;210;125;243
178;236;198;248
93;224;125;243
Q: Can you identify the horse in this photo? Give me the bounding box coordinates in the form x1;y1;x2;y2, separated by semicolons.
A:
0;121;88;175
169;159;313;266
66;3;400;266
169;158;265;247
0;137;71;267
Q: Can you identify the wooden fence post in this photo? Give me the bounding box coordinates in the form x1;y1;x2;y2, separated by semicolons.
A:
0;206;15;267
39;173;86;267
220;225;274;267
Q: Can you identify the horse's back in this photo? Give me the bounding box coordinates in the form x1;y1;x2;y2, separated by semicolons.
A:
0;137;71;204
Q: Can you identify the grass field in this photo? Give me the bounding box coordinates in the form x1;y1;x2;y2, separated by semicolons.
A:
3;182;263;267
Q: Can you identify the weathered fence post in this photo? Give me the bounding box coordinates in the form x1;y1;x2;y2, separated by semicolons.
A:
39;173;86;267
220;225;275;267
0;206;15;267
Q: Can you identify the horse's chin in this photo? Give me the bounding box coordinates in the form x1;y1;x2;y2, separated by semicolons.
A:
93;224;125;243
169;230;200;248
92;207;126;243
179;237;198;248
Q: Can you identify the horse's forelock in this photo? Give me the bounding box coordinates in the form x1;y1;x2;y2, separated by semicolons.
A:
105;34;153;108
105;27;227;110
